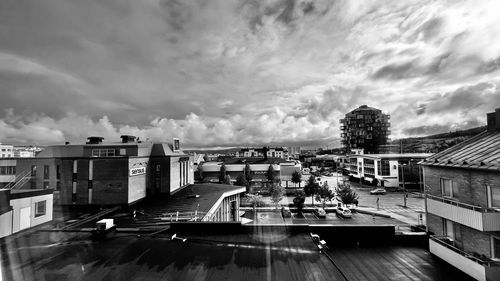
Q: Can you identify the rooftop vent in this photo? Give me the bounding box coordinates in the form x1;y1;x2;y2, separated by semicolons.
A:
86;136;104;144
120;135;136;143
487;108;500;131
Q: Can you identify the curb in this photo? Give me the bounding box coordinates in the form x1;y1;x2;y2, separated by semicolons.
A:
355;209;392;218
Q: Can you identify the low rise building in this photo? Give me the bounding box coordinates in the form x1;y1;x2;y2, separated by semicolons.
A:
0;135;194;205
0;188;53;238
421;108;500;281
236;147;287;159
200;157;299;187
344;152;431;188
0;144;14;158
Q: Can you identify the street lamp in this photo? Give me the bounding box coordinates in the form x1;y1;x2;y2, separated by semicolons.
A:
399;163;407;208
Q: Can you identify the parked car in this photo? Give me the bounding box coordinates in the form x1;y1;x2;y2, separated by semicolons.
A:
336;206;352;218
313;208;327;218
370;188;387;195
281;207;292;218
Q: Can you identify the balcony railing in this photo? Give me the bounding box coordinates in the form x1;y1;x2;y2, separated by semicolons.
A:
429;236;500;281
427;194;500;231
427;194;495;213
430;236;498;266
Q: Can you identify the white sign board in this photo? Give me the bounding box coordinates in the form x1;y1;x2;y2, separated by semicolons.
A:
130;167;146;176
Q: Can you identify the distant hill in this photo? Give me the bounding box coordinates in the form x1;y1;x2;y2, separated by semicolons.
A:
184;147;241;154
391;126;487;153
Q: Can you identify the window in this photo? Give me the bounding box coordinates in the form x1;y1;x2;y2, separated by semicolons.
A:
492;236;500;259
440;178;457;197
31;165;37;176
91;149;116;157
444;219;454;239
119;148;126;155
35;201;46;217
487;185;500;209
381;160;390;176
56;165;60;180
44;165;49;179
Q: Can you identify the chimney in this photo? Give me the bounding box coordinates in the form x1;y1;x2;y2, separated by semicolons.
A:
487;108;500;131
86;136;104;144
120;135;136;143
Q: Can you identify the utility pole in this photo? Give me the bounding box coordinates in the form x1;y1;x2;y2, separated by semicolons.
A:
401;164;407;208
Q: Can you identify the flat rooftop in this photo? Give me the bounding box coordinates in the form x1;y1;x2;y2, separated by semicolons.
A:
0;227;473;281
140;183;245;213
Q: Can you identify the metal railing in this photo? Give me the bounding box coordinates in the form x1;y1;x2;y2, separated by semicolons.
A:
7;170;32;189
159;211;208;222
426;194;499;213
430;236;500;267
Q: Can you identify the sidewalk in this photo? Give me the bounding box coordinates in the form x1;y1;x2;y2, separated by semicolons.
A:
355;206;420;225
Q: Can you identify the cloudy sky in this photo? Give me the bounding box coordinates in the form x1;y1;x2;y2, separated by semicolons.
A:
1;0;499;148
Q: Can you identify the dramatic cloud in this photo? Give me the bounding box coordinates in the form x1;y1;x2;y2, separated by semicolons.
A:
1;0;500;147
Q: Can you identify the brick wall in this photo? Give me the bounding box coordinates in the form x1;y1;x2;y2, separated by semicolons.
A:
423;166;500;207
460;225;492;257
426;213;443;236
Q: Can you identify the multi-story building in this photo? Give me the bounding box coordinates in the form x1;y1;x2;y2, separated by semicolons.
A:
345;152;431;188
0;144;14;158
287;147;301;159
13;146;39;158
236;147;286;158
0;135;194;205
421;108;500;281
340;105;391;154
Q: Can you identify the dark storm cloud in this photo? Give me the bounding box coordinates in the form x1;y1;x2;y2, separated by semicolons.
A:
1;0;500;146
425;82;500;114
372;61;417;80
403;119;483;136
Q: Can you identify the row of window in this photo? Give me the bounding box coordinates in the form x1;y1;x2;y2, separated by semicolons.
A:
31;165;61;180
440;178;500;208
0;166;16;175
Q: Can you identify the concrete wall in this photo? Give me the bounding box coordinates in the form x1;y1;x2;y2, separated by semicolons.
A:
424;166;500;208
91;159;128;205
0;210;13;238
170;157;182;193
10;193;53;233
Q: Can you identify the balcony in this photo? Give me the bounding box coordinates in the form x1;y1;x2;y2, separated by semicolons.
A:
426;194;500;231
429;236;500;281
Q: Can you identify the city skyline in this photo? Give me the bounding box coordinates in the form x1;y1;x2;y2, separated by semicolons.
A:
1;0;500;147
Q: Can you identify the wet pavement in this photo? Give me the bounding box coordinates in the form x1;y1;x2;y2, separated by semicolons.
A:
0;226;474;281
